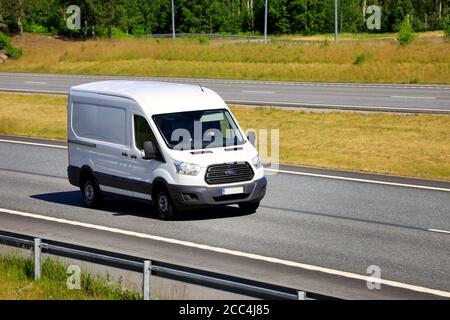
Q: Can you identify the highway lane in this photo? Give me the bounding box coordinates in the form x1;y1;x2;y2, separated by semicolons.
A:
1;72;450;113
0;138;449;298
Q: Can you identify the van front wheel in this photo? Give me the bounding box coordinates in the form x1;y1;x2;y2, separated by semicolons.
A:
238;201;260;213
156;190;174;220
81;177;101;208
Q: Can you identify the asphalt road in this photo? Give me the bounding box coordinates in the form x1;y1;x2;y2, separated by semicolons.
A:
1;72;450;114
0;137;449;299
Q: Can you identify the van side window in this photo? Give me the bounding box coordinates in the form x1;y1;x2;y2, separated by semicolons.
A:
134;115;156;151
72;103;126;145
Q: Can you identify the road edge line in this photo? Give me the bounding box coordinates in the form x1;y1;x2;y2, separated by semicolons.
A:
1;207;449;298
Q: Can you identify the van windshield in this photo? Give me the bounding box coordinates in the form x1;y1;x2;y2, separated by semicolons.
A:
152;109;245;150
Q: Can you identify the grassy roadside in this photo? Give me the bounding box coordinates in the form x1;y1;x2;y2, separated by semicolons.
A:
276;31;445;42
1;33;449;84
0;92;449;180
0;252;140;300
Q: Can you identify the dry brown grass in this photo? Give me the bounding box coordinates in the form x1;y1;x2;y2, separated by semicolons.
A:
0;92;66;139
277;31;445;41
0;92;449;180
1;33;449;83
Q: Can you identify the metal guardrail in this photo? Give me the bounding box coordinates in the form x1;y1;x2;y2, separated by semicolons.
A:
0;230;337;300
143;33;264;39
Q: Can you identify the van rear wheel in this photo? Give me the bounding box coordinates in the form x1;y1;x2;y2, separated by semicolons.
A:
156;190;174;220
238;201;260;213
81;177;102;208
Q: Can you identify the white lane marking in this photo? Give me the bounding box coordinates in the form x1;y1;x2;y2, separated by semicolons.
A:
265;168;450;192
0;138;448;192
3;72;450;90
1;207;449;298
0;138;67;149
241;90;275;94
0;88;65;95
0;88;447;113
428;229;450;235
228;99;447;113
391;96;436;100
24;81;48;84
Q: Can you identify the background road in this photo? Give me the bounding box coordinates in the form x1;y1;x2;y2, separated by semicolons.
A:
0;137;449;299
1;72;450;113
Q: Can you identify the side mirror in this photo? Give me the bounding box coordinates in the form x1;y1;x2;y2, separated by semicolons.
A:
247;131;256;147
143;141;160;160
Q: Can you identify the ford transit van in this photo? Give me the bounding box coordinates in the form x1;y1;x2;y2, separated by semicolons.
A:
67;80;267;219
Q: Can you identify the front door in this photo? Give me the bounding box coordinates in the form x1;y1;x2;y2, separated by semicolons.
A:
128;114;161;201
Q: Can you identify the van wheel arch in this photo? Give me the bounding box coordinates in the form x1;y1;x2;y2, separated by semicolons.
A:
79;166;102;208
152;179;175;220
79;166;97;187
151;178;169;199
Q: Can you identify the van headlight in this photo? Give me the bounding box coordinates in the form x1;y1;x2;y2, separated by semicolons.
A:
252;154;263;169
174;160;201;176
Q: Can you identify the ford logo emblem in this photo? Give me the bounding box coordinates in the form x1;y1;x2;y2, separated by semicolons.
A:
224;169;237;176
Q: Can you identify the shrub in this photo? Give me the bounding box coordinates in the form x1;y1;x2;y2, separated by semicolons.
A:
111;27;131;39
444;13;450;41
198;35;209;44
0;32;11;49
354;53;366;65
131;25;146;37
398;19;414;46
5;46;22;59
24;22;48;34
0;32;22;59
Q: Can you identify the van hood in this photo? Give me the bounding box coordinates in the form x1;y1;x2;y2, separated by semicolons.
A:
164;142;258;167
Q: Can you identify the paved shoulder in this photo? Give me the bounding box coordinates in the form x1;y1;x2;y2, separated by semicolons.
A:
1;72;449;113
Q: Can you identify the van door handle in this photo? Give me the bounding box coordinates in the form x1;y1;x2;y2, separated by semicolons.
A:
130;155;137;159
121;152;128;157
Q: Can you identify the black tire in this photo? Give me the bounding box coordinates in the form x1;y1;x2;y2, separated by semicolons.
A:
81;176;102;208
155;189;175;220
238;201;260;213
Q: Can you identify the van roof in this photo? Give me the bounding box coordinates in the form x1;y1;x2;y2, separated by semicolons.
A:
70;80;227;115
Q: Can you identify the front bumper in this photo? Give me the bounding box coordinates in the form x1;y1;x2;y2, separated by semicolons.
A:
167;177;267;210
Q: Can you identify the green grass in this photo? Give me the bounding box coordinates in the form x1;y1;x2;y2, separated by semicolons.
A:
0;252;141;300
1;33;449;84
0;92;448;181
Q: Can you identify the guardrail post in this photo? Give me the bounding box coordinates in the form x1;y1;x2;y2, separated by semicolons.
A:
143;260;152;300
297;290;306;300
34;238;41;280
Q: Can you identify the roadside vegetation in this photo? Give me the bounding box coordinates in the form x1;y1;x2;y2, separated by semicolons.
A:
445;15;450;41
0;0;446;37
398;19;415;46
0;252;140;300
1;92;448;181
1;33;449;84
0;32;22;60
276;31;444;42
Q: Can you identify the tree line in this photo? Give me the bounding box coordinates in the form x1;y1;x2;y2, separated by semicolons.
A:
0;0;448;38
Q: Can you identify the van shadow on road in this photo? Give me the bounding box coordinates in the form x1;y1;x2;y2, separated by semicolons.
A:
30;191;253;221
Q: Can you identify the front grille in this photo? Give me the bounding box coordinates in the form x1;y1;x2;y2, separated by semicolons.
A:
205;162;254;185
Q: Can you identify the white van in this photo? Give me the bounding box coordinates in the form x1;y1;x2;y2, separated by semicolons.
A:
67;80;267;219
